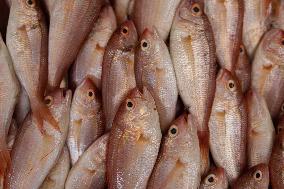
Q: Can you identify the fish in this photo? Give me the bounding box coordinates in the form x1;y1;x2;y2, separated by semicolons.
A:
43;0;55;14
71;5;117;90
65;133;109;189
147;113;201;189
6;0;58;134
200;167;228;189
271;0;284;30
204;0;244;71
232;163;269;189
107;87;161;189
235;44;251;93
246;90;275;167
101;20;137;130
133;0;181;41
242;0;272;58
277;113;284;133
40;146;70;189
209;69;247;184
170;0;217;175
5;89;72;189
7;119;17;150
135;27;178;133
269;130;284;188
251;28;284;119
48;0;104;90
67;78;104;165
0;33;19;186
111;0;135;25
14;86;30;126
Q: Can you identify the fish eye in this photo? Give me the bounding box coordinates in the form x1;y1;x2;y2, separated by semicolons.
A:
26;0;35;7
126;99;134;110
281;103;284;112
44;96;53;107
121;26;129;35
141;39;150;51
240;45;244;53
205;174;217;185
227;80;236;91
87;89;95;100
168;125;178;137
253;170;262;181
191;3;202;16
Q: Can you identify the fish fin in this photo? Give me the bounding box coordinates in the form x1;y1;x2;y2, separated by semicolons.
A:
0;149;10;178
31;101;60;134
198;131;210;176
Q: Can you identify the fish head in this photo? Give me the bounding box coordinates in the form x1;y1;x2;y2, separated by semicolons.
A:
14;0;41;17
243;164;269;188
115;87;157;124
113;20;138;51
216;69;242;104
73;78;101;109
201;167;228;189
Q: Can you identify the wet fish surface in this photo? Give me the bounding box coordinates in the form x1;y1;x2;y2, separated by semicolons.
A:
200;167;228;189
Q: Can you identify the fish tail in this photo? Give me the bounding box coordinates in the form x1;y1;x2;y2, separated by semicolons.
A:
0;149;10;179
31;101;60;134
198;131;210;177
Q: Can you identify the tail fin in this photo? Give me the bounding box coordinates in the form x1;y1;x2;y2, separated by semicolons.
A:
31;101;60;134
198;131;210;177
0;149;11;186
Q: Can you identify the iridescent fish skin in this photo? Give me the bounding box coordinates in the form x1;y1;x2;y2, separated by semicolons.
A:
135;27;178;133
232;164;269;189
235;44;251;93
71;5;117;90
14;87;30;126
48;0;103;90
5;89;72;189
251;28;284;119
147;113;201;189
65;133;109;189
246;90;275;167
200;167;228;189
271;0;284;30
170;0;216;175
243;0;272;58
107;87;161;189
7;0;58;133
40;146;70;189
67;78;104;165
209;69;247;184
205;0;244;71
133;0;181;41
101;20;137;130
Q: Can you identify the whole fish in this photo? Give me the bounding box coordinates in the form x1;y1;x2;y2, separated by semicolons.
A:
243;0;271;58
271;0;284;30
71;5;117;90
7;0;58;133
48;0;103;90
170;0;216;175
232;164;269;189
67;78;104;165
209;69;247;184
40;146;70;189
235;44;251;93
246;90;275;167
0;33;19;184
5;89;72;189
111;0;135;25
107;87;161;189
251;28;284;119
102;20;137;130
200;167;228;189
270;130;284;188
135;27;178;133
147;113;201;189
14;86;30;126
65;133;109;189
204;0;244;71
133;0;181;41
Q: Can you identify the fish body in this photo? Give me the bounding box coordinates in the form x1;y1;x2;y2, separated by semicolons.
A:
71;5;117;90
271;0;284;30
65;133;109;189
102;20;137;130
67;78;104;165
135;28;178;133
209;69;247;184
147;113;201;189
200;167;228;189
107;87;161;189
251;28;284;119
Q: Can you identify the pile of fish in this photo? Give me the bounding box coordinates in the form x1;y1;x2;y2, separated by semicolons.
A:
1;0;284;188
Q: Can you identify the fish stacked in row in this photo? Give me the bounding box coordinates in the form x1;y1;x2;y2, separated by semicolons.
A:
0;0;284;189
